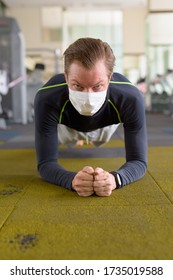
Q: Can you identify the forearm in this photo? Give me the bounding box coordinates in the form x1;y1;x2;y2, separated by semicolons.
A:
111;159;147;187
38;161;77;190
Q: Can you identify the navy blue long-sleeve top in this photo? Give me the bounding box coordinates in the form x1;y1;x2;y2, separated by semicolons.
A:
34;72;148;189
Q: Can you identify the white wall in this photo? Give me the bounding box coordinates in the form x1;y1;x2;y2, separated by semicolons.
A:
7;6;147;55
149;0;173;11
6;6;147;79
7;8;41;48
123;7;147;55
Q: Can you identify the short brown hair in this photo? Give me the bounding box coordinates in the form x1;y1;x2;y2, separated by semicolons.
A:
63;37;115;77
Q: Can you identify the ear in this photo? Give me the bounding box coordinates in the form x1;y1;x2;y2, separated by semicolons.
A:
64;72;68;82
109;72;113;81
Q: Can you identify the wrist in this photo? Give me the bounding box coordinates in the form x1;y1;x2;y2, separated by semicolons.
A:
114;173;122;189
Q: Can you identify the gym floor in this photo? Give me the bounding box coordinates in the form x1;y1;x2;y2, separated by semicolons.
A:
0;112;173;260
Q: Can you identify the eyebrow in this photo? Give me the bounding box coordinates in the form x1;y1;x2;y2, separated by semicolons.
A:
71;79;105;87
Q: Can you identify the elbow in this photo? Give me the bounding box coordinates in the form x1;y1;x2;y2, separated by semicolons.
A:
142;161;147;176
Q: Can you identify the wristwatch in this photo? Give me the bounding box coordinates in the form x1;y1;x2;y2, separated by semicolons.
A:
115;173;122;189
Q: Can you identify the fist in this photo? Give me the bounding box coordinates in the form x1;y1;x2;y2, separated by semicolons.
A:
72;166;95;196
93;167;116;196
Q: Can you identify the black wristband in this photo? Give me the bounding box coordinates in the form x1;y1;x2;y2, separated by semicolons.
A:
115;173;122;189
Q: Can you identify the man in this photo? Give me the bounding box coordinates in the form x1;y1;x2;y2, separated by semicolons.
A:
34;38;147;197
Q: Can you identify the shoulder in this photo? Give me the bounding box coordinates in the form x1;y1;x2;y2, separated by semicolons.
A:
109;72;143;102
39;73;67;91
34;73;68;107
111;72;132;83
36;73;68;98
110;72;137;92
109;73;145;121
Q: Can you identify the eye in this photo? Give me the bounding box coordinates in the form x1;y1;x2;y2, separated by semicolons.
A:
73;84;83;90
93;84;102;91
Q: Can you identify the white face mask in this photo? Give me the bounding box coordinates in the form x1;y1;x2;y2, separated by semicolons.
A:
69;89;107;116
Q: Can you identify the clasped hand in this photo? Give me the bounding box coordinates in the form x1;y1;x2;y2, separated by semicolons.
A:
72;166;116;197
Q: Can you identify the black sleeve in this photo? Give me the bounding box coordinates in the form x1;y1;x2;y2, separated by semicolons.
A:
111;92;148;186
34;91;76;190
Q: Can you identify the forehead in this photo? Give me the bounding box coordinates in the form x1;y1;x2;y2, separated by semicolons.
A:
68;60;107;78
67;60;108;83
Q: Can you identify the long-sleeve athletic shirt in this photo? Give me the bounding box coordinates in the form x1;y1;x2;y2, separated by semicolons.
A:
34;72;148;190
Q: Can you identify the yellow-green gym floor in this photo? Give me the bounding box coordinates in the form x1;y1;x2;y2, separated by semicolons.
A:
0;113;173;260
